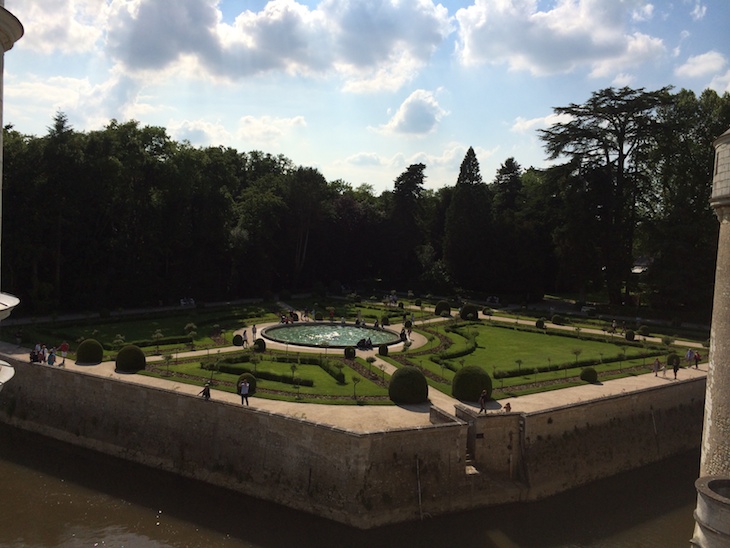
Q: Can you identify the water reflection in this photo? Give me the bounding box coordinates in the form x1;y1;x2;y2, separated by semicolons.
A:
0;424;696;547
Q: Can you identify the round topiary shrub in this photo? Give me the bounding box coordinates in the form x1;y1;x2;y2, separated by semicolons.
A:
482;307;493;316
315;311;323;321
253;338;266;352
551;314;565;326
378;344;389;357
115;344;146;373
232;333;244;346
404;319;412;329
237;372;257;395
625;329;635;341
667;352;680;367
380;315;390;326
414;298;422;307
398;301;404;309
388;366;428;404
344;346;356;359
434;300;451;316
452;365;492;402
638;325;650;337
76;338;104;365
460;303;479;321
580;367;598;383
536;318;546;329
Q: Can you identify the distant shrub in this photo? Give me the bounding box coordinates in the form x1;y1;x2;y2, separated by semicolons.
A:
344;346;356;359
404;320;412;329
388;367;428;404
460;303;479;321
452;365;492;402
237;372;257;395
638;325;650;337
535;318;545;329
414;299;422;307
703;338;710;348
482;307;493;317
253;338;266;352
662;335;675;346
625;330;635;341
398;301;404;309
580;367;598;383
667;352;680;367
378;344;389;357
551;314;565;326
76;338;104;365
315;312;323;321
434;300;451;316
232;333;244;346
115;344;146;372
380;315;390;326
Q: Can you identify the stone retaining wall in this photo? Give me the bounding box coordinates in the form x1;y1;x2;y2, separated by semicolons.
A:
0;358;705;528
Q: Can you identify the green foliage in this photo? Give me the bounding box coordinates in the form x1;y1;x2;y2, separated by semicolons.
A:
378;344;389;357
319;360;345;384
232;333;244;346
388;366;428;404
315;312;324;321
638;325;650;337
667;352;680;367
380;315;390;326
76;338;104;364
580;367;598;383
115;344;146;372
434;301;451;316
535;318;545;329
253;338;266;352
414;299;422;307
625;330;635;341
237;372;258;394
452;365;492;402
551;314;565;326
459;303;479;321
344;346;355;359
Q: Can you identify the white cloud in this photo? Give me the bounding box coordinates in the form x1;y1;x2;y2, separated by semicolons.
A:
690;1;707;20
632;4;654;22
455;0;666;79
675;50;727;78
345;152;383;167
377;89;448;135
237;114;306;146
709;70;730;94
9;0;106;53
101;0;451;92
169;119;233;147
511;113;573;134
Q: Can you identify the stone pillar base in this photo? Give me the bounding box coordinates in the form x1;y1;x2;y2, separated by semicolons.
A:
691;476;730;547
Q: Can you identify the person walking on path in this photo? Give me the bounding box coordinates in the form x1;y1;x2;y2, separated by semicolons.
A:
240;379;250;406
673;359;680;380
252;325;257;340
694;351;701;368
59;341;69;366
653;358;661;376
478;390;488;414
242;330;249;348
198;382;211;401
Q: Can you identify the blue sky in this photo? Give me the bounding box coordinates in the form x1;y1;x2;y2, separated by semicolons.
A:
4;0;730;194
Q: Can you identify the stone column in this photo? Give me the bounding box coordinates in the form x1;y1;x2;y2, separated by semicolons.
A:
0;4;22;320
692;127;730;546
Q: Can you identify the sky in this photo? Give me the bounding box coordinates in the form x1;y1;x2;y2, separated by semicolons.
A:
3;0;730;194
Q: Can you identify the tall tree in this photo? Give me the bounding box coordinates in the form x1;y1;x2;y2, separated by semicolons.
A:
443;147;493;291
539;87;672;304
388;164;427;286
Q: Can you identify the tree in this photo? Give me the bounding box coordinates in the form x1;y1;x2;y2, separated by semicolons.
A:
443;147;493;290
388;164;427;285
539;87;672;305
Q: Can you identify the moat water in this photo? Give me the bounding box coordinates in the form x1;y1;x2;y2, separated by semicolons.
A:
0;424;697;547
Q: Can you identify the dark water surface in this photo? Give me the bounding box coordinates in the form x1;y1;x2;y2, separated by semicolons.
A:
0;424;697;547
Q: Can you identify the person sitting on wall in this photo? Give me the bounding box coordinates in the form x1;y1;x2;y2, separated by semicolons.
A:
400;328;407;342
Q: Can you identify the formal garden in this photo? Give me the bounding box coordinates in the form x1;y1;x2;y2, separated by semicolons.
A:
4;295;709;405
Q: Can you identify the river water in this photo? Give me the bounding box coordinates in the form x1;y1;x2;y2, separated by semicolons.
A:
0;424;697;547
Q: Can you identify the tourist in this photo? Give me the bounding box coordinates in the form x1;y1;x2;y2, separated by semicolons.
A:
252;325;257;340
240;379;250;406
242;330;249;348
653;358;661;377
58;341;69;365
685;348;694;368
478;390;488;414
694;351;701;368
503;402;512;413
673;359;680;380
199;382;211;401
47;348;56;366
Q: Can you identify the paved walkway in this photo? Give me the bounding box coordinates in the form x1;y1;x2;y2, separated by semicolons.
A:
0;310;708;433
